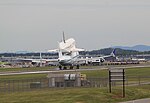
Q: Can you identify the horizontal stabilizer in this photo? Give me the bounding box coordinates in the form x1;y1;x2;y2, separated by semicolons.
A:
47;49;59;52
73;48;85;52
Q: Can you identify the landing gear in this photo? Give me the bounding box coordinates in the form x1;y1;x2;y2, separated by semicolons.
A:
70;66;74;69
59;65;67;70
58;65;79;70
76;65;79;69
59;65;62;70
63;66;67;70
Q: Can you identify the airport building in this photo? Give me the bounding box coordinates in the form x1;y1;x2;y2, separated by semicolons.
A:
47;72;82;87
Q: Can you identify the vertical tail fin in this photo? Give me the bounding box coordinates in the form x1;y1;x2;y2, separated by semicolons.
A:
63;31;66;43
111;49;116;57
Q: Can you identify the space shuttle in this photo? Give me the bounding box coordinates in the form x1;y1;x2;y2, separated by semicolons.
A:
48;32;84;69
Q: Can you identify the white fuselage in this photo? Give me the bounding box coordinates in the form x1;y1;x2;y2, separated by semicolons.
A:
58;38;82;66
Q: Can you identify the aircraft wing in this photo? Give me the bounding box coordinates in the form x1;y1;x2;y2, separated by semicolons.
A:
17;58;33;62
69;55;88;65
47;49;59;52
71;58;86;65
74;48;85;52
45;59;58;62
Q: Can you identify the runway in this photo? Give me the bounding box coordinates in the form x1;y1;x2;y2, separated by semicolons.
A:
0;68;107;76
0;65;150;76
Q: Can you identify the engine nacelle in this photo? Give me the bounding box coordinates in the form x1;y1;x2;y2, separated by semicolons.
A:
100;58;105;62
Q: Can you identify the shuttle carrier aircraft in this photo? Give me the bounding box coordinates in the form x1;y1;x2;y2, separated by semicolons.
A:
16;32;116;70
48;32;84;69
48;32;116;70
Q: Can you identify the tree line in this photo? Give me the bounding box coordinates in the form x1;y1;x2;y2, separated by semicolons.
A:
0;48;150;57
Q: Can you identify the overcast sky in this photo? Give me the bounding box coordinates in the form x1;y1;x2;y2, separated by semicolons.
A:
0;0;150;52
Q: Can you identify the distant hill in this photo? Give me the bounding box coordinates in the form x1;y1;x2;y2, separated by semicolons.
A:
1;48;150;57
113;45;150;52
80;48;150;56
15;51;31;54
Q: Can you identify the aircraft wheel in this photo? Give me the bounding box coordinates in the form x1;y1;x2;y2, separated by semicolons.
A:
59;65;62;70
70;66;73;69
76;65;79;69
63;66;67;70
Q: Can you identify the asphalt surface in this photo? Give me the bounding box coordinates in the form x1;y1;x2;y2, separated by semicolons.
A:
0;68;107;75
119;98;150;103
0;65;150;76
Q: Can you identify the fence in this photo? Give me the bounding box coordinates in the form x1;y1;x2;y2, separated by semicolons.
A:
0;76;150;93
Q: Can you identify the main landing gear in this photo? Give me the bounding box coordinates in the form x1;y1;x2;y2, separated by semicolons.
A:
59;65;80;70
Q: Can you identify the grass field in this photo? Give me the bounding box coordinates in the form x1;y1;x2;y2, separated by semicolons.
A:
0;74;47;80
0;66;56;72
0;67;150;81
0;85;150;103
0;62;7;65
0;66;150;103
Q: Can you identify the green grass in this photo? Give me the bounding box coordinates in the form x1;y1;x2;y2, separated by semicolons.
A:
0;67;150;81
126;67;150;76
81;67;150;77
0;66;149;77
0;62;3;65
0;67;149;103
81;69;108;77
0;65;99;72
0;74;47;81
0;66;56;72
79;66;150;78
0;85;150;103
0;62;8;65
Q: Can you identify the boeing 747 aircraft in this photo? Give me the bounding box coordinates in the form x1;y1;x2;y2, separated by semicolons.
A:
48;32;116;69
17;32;116;69
48;32;84;69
